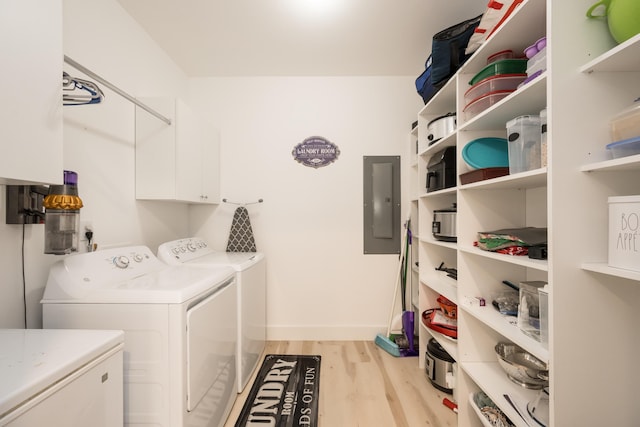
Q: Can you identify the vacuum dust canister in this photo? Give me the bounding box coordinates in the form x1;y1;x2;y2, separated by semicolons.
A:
43;170;83;255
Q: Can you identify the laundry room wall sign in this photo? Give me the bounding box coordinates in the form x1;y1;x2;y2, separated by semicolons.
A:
292;136;340;168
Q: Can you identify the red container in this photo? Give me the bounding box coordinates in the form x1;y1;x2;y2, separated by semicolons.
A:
464;74;527;106
463;90;513;120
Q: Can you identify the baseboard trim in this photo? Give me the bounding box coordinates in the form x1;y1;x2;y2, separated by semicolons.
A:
266;325;385;341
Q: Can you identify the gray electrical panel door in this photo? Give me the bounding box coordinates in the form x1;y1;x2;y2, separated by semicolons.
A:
363;156;400;254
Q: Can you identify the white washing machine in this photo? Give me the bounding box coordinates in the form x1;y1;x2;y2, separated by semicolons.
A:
41;245;238;427
0;329;124;426
157;237;266;393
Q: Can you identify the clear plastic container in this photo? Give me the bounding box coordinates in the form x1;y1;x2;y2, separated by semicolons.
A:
610;98;640;142
486;49;514;65
517;281;547;341
464;74;527;106
606;136;640;158
463;90;512;121
506;115;542;174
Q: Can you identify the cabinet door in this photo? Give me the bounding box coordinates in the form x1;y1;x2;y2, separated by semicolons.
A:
175;100;202;202
136;98;219;204
0;0;63;185
200;122;220;203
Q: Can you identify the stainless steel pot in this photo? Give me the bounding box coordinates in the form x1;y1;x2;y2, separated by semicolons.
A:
427;113;456;145
425;338;455;394
432;204;457;242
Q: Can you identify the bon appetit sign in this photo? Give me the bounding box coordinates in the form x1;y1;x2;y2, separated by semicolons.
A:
292;136;340;168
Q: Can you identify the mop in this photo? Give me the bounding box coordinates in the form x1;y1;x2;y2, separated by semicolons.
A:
375;218;418;357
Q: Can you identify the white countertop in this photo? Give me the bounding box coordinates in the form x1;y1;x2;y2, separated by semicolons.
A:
0;329;124;417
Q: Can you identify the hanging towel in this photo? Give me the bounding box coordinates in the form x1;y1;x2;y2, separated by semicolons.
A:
226;206;257;252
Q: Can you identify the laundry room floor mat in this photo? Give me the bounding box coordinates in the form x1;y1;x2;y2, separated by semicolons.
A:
235;354;321;427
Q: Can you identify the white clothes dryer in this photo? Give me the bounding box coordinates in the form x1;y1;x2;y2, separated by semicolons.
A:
41;246;237;427
157;238;266;393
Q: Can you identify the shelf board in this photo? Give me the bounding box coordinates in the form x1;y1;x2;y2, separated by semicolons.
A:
462;362;541;427
420;236;457;251
420;272;458;303
461;303;548;362
419;187;457;198
582;262;640;281
420;321;458;361
419;77;456;116
580;154;640;172
419;132;457;157
459;244;549;272
579;33;640;73
459;167;547;190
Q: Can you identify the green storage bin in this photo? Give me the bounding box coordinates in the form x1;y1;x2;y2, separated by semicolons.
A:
469;59;528;86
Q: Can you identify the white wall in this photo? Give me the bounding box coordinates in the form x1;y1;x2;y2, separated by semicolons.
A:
0;0;191;328
0;0;425;339
188;77;422;339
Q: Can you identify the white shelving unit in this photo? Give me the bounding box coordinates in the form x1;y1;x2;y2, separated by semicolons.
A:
407;1;640;426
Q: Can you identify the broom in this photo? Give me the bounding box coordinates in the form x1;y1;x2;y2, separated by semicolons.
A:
375;218;410;357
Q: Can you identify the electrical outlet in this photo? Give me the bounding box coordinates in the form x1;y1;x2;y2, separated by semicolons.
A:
80;220;95;242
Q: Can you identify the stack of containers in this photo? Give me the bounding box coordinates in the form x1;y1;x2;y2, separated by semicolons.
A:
462;55;527;120
520;36;547;87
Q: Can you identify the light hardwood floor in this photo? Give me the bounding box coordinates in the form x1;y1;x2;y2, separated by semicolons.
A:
225;341;457;427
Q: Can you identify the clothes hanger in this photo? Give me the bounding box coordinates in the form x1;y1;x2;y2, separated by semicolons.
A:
63;72;104;105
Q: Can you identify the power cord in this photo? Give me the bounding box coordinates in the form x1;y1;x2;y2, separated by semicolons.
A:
21;221;27;329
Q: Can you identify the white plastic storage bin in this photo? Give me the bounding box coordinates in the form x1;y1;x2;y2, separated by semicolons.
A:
608;195;640;272
506;115;542;174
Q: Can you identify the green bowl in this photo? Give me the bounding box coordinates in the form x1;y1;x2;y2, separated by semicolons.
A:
587;0;640;44
469;59;528;86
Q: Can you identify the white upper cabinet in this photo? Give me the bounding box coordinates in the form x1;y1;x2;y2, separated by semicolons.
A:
135;98;220;204
0;0;63;185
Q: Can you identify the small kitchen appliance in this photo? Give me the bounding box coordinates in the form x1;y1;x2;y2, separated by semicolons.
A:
427;113;456;145
432;204;457;242
426;146;456;192
425;338;455;394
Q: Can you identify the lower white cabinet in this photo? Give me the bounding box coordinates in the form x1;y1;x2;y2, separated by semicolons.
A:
135;97;220;204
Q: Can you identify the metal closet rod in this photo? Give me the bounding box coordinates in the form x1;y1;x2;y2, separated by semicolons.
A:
63;55;172;126
223;198;264;206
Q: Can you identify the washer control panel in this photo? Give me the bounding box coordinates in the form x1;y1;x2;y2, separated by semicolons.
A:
51;246;165;289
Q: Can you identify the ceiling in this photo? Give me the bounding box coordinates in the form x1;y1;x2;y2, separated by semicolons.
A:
117;0;485;77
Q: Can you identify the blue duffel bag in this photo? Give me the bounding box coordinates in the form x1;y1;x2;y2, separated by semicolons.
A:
415;55;439;104
415;14;482;104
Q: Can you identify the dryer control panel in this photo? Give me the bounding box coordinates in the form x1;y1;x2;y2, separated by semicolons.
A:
157;238;213;263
